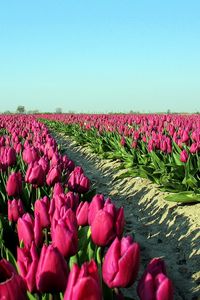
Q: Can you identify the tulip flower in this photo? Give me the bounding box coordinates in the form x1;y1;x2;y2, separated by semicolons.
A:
15;142;23;153
190;143;198;154
36;244;69;293
180;149;188;163
76;201;89;226
22;146;39;164
17;242;39;292
38;156;49;174
51;209;78;258
17;213;43;248
64;260;102;300
102;236;140;288
25;162;45;187
0;259;27;300
8;199;24;222
88;194;104;225
181;130;190;143
137;258;173;300
6;147;16;166
53;182;64;196
68;168;90;194
46;165;61;186
34;196;50;228
6;172;22;197
91;199;124;246
62;155;75;172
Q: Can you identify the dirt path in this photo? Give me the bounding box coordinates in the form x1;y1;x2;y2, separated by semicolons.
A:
54;132;200;300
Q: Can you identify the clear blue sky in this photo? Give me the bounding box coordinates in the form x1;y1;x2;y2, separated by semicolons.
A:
0;0;200;113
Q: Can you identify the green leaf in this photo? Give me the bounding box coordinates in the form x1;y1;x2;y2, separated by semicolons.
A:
164;191;200;203
27;292;37;300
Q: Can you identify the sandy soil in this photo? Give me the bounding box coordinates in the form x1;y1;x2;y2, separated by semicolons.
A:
54;132;200;300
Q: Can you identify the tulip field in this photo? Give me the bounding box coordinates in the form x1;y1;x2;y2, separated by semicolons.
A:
41;113;200;203
0;113;199;300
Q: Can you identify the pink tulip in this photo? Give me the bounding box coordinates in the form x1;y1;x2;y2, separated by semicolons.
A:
64;260;101;300
51;209;78;258
6;172;22;197
36;244;69;293
34;196;50;228
0;259;27;300
8;199;24;222
25;162;45;187
17;242;39;292
76;201;89;226
102;236;140;288
137;258;173;300
46;166;61;186
180;149;188;163
91;199;124;246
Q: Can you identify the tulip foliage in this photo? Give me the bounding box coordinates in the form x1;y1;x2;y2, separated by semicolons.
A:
0;114;174;299
40;113;200;204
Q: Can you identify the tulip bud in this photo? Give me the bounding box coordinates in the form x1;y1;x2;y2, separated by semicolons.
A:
6;147;16;166
8;199;24;222
64;260;101;300
76;201;89;226
53;182;64;197
102;236;140;288
36;244;69;293
17;213;42;248
190;143;198;154
6;172;22;197
25;162;45;187
137;258;173;300
68;169;90;194
34;196;50;228
91;200;124;246
17;242;39;292
38;156;49;174
17;213;34;248
22;146;39;164
180;149;188;163
52;209;78;258
88;194;104;225
46;166;61;186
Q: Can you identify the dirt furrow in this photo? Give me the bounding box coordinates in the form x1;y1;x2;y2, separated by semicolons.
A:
54;132;200;300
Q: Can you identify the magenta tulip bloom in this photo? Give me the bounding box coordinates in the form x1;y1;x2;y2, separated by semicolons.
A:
51;209;78;258
6;147;16;166
88;194;104;225
0;259;27;300
22;146;39;164
17;213;34;248
25;162;46;187
8;199;24;222
180;149;188;163
138;272;173;300
64;260;102;300
36;244;69;293
34;196;50;228
76;201;89;226
46;166;61;186
53;182;64;196
17;242;39;292
38;156;49;174
190;143;198;154
68;169;90;194
102;236;140;288
91;199;124;246
6;172;22;197
17;213;43;248
137;258;173;300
